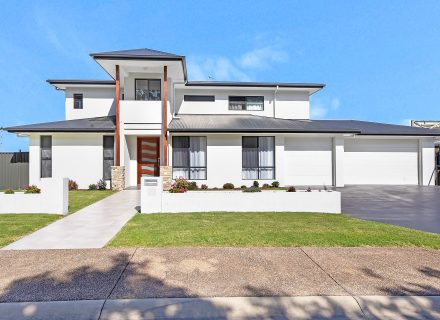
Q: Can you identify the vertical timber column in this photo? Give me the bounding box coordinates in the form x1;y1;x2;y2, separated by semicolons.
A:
111;64;125;190
161;65;172;190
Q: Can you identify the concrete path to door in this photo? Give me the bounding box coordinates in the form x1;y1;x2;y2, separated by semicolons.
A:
3;190;139;250
340;185;440;234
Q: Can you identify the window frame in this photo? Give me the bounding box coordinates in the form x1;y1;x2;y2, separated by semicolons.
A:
135;78;162;101
184;95;215;102
242;136;275;180
229;96;264;111
103;136;115;180
73;93;83;109
40;135;52;178
172;136;207;180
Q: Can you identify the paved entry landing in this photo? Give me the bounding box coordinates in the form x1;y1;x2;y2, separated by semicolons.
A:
3;190;139;250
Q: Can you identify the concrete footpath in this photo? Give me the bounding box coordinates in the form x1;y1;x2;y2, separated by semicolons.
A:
3;190;139;250
0;247;439;319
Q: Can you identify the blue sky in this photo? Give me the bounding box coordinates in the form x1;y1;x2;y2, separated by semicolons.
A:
1;0;440;151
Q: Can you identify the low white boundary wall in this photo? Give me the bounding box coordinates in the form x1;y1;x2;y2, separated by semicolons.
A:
141;177;341;214
0;178;68;214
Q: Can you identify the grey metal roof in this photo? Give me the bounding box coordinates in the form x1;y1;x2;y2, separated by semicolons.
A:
168;114;440;136
6;116;115;133
47;80;115;85
90;48;183;59
185;81;325;89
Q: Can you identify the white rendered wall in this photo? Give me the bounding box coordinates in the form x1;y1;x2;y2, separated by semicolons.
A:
420;138;436;185
29;133;110;189
175;88;310;119
344;138;419;185
0;178;68;214
284;137;333;186
65;87;115;120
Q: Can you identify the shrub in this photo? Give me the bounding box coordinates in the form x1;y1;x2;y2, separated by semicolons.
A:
307;187;312;192
4;189;15;194
89;184;97;190
240;185;247;189
272;181;280;188
287;186;296;192
188;181;198;190
169;177;189;193
262;183;270;189
201;184;208;190
68;179;78;191
223;183;235;189
25;185;41;194
243;186;261;193
97;179;107;190
253;181;259;188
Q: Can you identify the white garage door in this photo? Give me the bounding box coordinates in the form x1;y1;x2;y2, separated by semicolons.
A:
344;139;419;185
285;138;333;185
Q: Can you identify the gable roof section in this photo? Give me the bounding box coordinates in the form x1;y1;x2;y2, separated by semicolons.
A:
168;114;440;136
90;48;183;60
6;116;116;133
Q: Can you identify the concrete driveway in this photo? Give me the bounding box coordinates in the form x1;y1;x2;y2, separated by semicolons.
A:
340;185;440;234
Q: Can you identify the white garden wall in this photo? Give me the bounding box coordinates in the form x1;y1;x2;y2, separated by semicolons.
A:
141;177;341;214
0;178;68;214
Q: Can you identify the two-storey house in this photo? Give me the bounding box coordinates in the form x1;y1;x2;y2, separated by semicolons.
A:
7;48;440;189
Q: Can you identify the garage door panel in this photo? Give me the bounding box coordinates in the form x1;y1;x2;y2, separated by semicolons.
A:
285;138;333;185
344;139;418;185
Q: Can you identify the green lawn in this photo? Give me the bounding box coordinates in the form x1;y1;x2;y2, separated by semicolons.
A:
0;214;61;247
68;190;116;213
107;212;440;249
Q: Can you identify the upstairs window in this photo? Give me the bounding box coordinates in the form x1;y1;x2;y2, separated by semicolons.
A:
229;96;264;111
184;95;215;102
242;136;275;180
135;79;161;101
73;94;83;109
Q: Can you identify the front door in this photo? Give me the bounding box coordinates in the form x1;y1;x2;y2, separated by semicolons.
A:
137;137;160;184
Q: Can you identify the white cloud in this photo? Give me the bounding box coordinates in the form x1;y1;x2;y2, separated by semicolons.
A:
238;47;288;70
187;46;289;81
310;104;328;118
310;97;341;119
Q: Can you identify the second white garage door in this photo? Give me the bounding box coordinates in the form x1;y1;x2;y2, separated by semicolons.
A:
344;139;419;185
285;137;333;185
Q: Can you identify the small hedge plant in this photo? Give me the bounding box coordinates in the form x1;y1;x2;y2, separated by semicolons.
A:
97;179;107;190
188;181;198;190
287;186;296;192
89;184;97;190
223;183;235;189
262;183;270;189
25;185;41;194
201;184;208;190
272;181;280;188
68;179;78;191
4;189;15;194
253;181;259;188
243;186;261;193
169;177;189;193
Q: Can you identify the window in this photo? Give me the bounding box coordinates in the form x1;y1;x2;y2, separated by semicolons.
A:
184;95;215;102
40;136;52;178
229;96;264;111
242;136;275;179
103;136;114;180
73;94;83;109
135;79;161;101
172;136;207;180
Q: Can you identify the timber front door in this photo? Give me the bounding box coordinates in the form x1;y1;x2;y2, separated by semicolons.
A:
137;137;160;184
